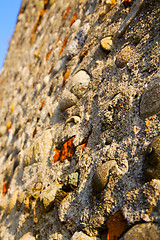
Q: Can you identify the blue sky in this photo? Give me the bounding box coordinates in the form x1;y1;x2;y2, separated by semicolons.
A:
0;0;22;71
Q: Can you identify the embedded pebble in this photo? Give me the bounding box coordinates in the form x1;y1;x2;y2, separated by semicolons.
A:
63;172;79;191
71;231;100;240
19;232;35;240
100;36;113;52
67;23;90;59
143;135;160;181
52;57;67;75
69;70;90;99
59;89;78;111
120;223;160;240
92;160;118;195
115;45;132;68
140;74;160;118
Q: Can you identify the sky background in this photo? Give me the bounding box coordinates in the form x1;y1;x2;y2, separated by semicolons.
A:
0;0;22;71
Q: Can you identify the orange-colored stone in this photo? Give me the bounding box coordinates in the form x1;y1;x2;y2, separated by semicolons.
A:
3;182;9;195
53;136;75;163
107;210;129;240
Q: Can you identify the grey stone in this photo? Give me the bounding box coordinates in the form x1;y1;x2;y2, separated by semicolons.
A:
58;89;78;111
92;160;118;195
69;70;90;99
140;74;160;118
143;135;160;181
66;23;90;59
120;223;160;240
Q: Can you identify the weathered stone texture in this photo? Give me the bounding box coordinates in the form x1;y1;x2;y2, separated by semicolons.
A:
0;0;160;239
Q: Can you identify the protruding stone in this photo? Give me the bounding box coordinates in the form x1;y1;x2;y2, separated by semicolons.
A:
63;172;79;191
100;36;113;52
67;23;90;59
115;45;132;68
140;74;160;118
71;231;100;240
19;232;35;240
69;70;90;99
59;89;78;111
143;135;160;181
120;223;160;240
92;160;118;195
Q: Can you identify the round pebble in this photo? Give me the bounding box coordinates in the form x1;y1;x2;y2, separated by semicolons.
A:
69;70;90;99
143;135;160;181
92;160;117;195
100;36;113;52
121;223;160;240
115;45;132;68
59;89;78;111
140;74;160;118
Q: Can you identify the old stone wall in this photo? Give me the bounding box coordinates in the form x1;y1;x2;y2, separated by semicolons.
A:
0;0;160;239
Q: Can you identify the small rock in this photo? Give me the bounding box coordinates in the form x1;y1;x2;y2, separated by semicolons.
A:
140;74;160;118
52;57;67;75
19;232;35;240
100;36;113;52
59;89;78;111
71;231;100;240
143;135;160;181
67;23;90;59
55;188;68;207
92;160;118;195
115;45;132;68
39;183;60;212
69;70;90;99
120;223;160;240
63;172;79;191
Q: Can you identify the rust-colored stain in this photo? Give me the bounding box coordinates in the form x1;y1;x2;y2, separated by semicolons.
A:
62;4;71;21
31;9;46;34
59;37;68;57
48;64;53;74
3;182;9;195
107;210;129;240
63;69;71;86
53;136;75;163
56;34;61;45
40;100;45;111
32;126;37;138
69;13;77;27
46;49;52;61
80;129;92;151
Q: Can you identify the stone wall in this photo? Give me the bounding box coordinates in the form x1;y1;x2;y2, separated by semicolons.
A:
0;0;160;239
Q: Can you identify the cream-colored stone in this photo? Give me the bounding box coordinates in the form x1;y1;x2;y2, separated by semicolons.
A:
100;36;113;51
